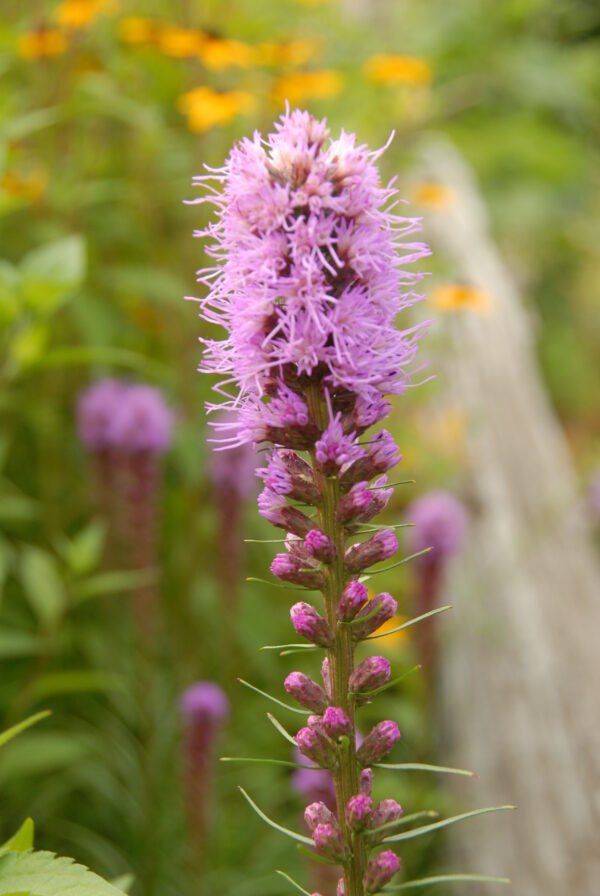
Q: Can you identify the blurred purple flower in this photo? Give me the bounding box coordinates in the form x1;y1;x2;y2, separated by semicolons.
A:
406;490;468;564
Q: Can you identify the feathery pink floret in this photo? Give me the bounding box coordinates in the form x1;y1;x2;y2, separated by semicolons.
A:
190;107;430;446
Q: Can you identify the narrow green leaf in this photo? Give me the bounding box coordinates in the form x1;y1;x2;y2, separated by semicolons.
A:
369;548;432;575
259;644;316;652
0;712;51;750
384;872;511;890
0;820;34;855
362;665;421;697
238;679;309;716
275;870;312;895
366;606;451;640
279;647;324;656
221;757;311;769
370;480;416;489
296;844;341;866
375;762;474;777
383;806;516;844
238;788;313;845
246;577;311;591
266;713;298;746
368;811;439;838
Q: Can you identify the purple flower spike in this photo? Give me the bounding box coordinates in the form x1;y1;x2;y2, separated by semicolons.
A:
364;850;401;893
291;602;335;647
315;415;366;475
360;768;374;796
257;486;315;537
77;379;128;450
356;720;401;766
351;592;398;640
179;681;230;726
349;656;391;695
257;449;319;505
305;529;337;563
323;706;352;740
313;823;350;863
284;672;328;713
337;579;368;622
272;553;324;589
111;384;174;455
345;530;398;573
342;431;402;487
346;793;374;832
296;725;338;770
369;799;403;842
407;490;468;564
304;800;339;833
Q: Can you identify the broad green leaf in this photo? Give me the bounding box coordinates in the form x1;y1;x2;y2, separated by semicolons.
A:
0;713;50;750
0;733;87;783
375;762;474;777
109;874;134;893
0;631;41;660
59;520;106;576
0;262;19;326
20;237;85;314
19;547;65;628
384;872;511;890
238;788;313;845
0;850;124;895
73;568;156;602
27;670;115;701
8;324;48;371
0;108;62;141
383;806;516;844
238;679;309;715
0;820;34;855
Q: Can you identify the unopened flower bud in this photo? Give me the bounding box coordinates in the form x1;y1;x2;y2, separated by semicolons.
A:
321;657;332;698
304;801;338;833
356;721;400;766
258;487;315;537
313;823;350;862
291;602;335;647
258;449;320;504
341;431;401;487
346;793;373;832
351;592;398;640
305;529;337;563
284;672;328;713
369;799;403;842
272;553;324;588
349;656;391;696
296;725;338;770
337;477;393;526
323;706;352;739
345;530;398;573
360;768;374;796
337;579;368;622
364;850;401;893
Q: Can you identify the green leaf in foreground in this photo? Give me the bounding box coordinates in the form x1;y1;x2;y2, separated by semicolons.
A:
238;788;313;845
238;679;309;716
0;820;34;856
0;712;50;750
383;805;516;843
375;761;474;777
275;870;311;896
0;850;124;895
384;872;511;890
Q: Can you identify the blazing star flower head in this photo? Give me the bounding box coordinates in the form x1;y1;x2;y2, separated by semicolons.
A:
315;414;365;473
190;107;430;447
77;379;129;450
407;489;468;564
110;384;174;454
179;681;230;726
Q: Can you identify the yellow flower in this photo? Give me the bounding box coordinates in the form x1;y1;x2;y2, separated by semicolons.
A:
53;0;115;29
431;283;493;314
373;614;409;647
155;24;205;58
410;181;455;211
177;86;256;133
273;69;343;105
364;54;432;87
1;169;48;201
257;39;317;68
198;37;256;70
118;17;156;44
17;28;68;59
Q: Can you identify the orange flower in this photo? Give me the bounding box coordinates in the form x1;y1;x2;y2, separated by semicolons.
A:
372;614;409;647
273;69;343;105
431;283;493;314
198;37;256;70
177;86;256;133
410;181;455;211
17;28;68;59
53;0;115;29
364;54;432;87
118;17;156;44
155;24;205;58
257;39;317;68
1;169;48;201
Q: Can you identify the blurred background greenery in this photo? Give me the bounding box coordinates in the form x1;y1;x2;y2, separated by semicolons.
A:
1;0;599;894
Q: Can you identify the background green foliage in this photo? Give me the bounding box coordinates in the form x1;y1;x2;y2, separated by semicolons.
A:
0;0;599;894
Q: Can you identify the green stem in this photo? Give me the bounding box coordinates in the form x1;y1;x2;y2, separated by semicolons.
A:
308;386;365;896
